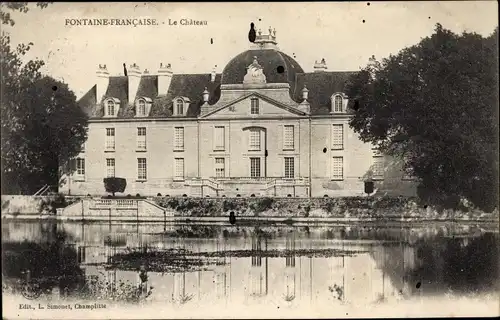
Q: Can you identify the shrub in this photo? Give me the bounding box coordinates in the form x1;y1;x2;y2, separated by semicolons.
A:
157;193;162;197
253;197;274;213
39;193;68;214
103;177;127;196
167;198;179;209
223;199;237;212
304;204;311;217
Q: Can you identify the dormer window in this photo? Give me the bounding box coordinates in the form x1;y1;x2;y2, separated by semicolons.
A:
107;100;115;116
176;99;184;115
333;95;343;113
137;99;146;116
104;98;120;117
173;97;189;116
135;97;152;117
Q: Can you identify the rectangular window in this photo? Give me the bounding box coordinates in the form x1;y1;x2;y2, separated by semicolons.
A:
81;143;85;153
76;158;85;177
106;158;115;178
214;126;225;150
215;158;225;178
332;124;344;150
249;129;261;150
105;128;115;150
174;158;184;180
332;156;343;180
137;127;146;150
283;125;294;150
250;157;261;178
284;157;294;179
373;156;384;179
250;98;259;115
176;100;184;115
174;127;184;150
107;101;115;116
137;158;147;180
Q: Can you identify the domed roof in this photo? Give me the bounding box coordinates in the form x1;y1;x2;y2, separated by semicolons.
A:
221;49;304;92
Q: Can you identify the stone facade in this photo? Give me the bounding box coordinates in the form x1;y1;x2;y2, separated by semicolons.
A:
59;27;417;197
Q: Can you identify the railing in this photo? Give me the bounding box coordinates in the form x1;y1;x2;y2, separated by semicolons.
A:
90;199;138;208
186;178;223;190
202;179;222;190
33;185;57;196
213;177;277;182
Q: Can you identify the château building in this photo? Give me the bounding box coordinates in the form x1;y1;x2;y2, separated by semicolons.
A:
59;27;416;197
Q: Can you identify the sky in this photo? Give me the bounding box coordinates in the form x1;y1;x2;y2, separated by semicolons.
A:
4;1;498;99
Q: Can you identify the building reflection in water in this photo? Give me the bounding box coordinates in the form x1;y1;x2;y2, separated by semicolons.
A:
249;230;268;297
4;222;498;306
284;231;296;301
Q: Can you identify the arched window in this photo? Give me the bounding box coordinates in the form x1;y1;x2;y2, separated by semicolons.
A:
137;99;146;116
107;100;115;116
333;95;343;113
176;99;184;115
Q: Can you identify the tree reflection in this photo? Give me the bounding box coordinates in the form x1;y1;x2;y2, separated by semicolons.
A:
2;222;85;297
372;233;499;297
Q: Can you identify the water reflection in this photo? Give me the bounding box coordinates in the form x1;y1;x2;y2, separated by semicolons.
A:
2;221;498;306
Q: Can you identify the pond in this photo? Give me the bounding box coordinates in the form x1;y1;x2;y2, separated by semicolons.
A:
2;221;499;318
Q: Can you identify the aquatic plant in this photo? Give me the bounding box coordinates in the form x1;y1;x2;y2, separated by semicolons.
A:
329;284;344;301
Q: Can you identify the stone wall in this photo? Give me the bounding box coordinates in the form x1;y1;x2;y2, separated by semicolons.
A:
153;196;499;220
1;195;82;215
1;195;46;214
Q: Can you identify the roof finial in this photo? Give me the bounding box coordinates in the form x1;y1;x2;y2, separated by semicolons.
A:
268;26;272;35
258;29;262;36
202;86;209;103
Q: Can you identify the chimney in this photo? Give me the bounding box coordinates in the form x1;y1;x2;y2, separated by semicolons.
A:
313;58;328;72
128;63;141;103
96;64;110;103
211;66;216;82
158;63;173;95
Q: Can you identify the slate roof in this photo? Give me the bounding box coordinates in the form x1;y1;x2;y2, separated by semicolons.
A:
77;51;358;118
77;84;96;117
221;49;304;95
292;71;358;115
151;73;221;117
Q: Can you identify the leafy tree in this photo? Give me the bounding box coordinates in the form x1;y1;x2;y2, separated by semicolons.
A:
1;2;88;194
103;178;127;197
346;24;499;212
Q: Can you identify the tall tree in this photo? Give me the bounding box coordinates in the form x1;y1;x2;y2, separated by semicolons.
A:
346;24;499;212
1;2;88;194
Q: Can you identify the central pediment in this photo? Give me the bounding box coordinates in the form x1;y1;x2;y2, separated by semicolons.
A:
200;91;306;119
